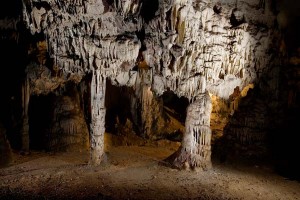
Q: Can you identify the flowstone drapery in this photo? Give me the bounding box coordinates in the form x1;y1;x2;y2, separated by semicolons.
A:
178;92;212;169
21;0;276;169
165;76;213;169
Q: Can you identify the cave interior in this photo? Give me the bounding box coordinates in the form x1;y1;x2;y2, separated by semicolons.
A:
0;0;300;199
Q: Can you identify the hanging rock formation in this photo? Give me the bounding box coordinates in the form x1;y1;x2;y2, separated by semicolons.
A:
21;0;277;169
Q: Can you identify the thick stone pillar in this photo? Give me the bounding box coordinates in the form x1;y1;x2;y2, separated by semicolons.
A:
89;70;106;165
165;91;212;170
21;77;30;151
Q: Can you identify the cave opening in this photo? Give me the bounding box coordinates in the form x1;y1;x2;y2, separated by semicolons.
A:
105;79;135;136
27;82;89;152
162;90;188;124
140;0;159;23
161;90;189;142
0;0;22;19
103;80;188;150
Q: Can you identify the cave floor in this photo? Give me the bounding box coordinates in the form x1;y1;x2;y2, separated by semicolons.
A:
1;138;300;200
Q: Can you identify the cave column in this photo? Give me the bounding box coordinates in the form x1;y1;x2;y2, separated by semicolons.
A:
21;77;30;151
182;91;212;169
89;70;106;165
166;91;212;170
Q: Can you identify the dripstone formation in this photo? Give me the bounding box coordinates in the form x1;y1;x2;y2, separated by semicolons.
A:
2;0;280;170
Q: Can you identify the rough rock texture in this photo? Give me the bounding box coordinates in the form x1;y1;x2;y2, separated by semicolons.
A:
166;91;213;169
20;0;277;168
221;88;271;161
89;70;106;165
47;93;89;152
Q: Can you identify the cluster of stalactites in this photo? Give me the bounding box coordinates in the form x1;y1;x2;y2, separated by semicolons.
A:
22;0;143;85
21;0;276;103
144;0;274;101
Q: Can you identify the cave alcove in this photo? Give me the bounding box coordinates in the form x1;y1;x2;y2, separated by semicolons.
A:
161;90;189;142
105;79;134;136
28;94;53;151
104;80;188;148
28;82;89;152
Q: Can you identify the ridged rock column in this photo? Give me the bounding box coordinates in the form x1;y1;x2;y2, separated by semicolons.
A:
90;70;106;165
165;76;212;170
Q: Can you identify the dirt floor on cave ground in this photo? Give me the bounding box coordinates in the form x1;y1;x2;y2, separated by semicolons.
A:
1;135;300;200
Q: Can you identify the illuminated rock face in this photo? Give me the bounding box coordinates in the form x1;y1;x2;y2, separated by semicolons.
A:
22;0;276;168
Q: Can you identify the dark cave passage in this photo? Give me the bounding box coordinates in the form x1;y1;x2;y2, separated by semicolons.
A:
140;0;159;23
28;94;54;151
0;0;22;18
161;90;189;142
162;90;189;124
27;82;89;152
105;80;134;135
104;81;188;148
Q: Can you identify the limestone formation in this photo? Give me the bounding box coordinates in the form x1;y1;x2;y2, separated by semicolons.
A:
21;0;276;169
47;93;89;152
90;70;106;165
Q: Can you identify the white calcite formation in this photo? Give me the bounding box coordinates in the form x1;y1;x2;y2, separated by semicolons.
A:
90;70;106;164
22;0;276;168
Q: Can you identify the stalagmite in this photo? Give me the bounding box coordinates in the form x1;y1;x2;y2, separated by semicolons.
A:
165;78;213;169
90;70;106;165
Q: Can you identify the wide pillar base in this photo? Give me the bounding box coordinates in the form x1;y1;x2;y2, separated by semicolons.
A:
89;133;105;165
163;146;212;170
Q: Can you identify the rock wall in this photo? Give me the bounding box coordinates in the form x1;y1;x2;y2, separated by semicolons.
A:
47;89;89;152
